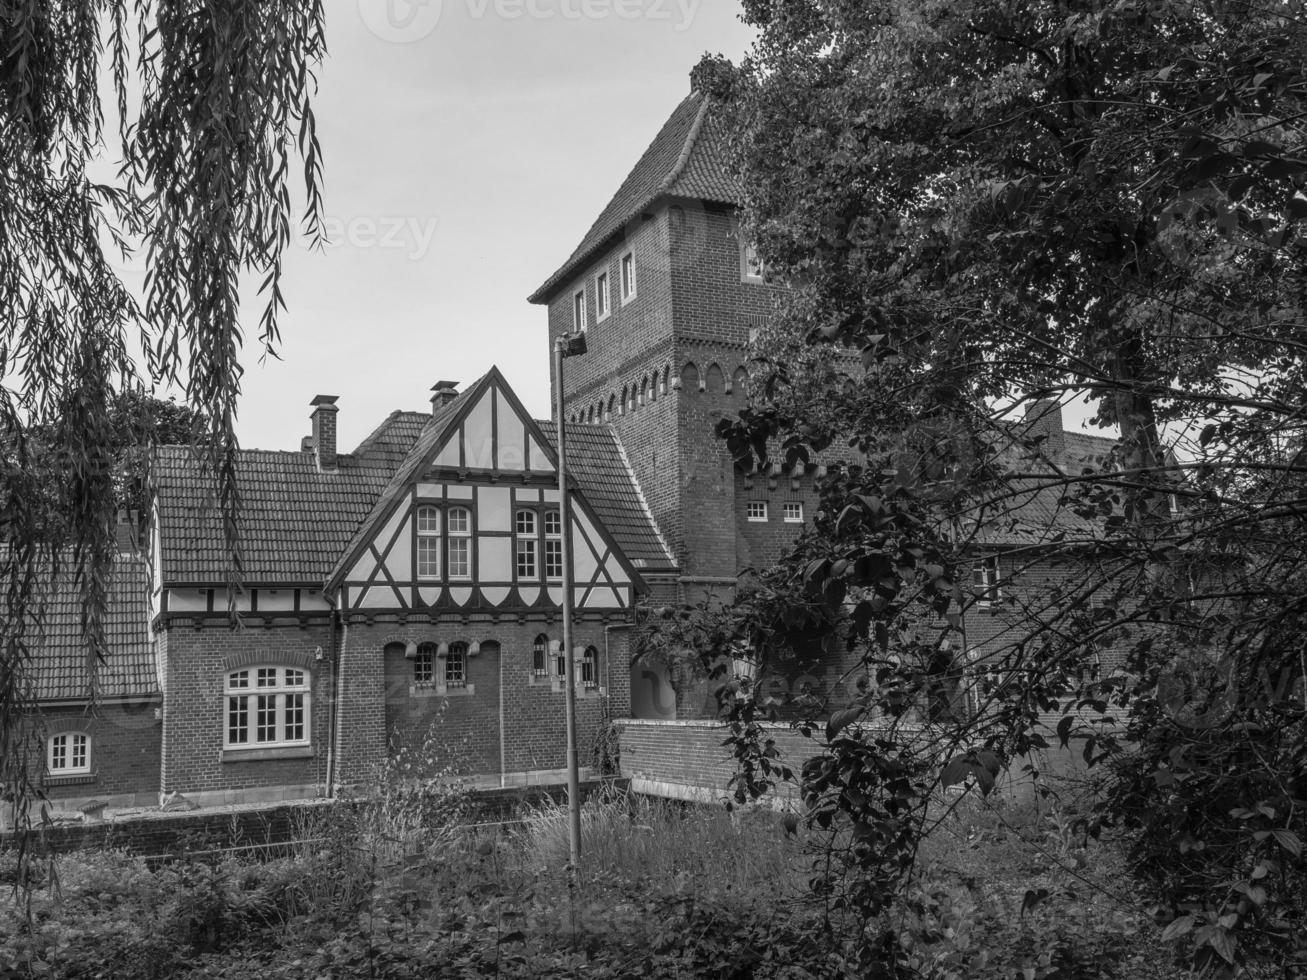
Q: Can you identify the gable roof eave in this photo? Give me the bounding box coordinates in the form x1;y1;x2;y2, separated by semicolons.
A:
528;91;740;306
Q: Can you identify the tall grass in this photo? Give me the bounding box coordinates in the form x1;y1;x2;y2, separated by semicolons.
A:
507;791;809;903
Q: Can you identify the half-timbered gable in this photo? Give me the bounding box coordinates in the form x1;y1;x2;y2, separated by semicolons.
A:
326;368;647;614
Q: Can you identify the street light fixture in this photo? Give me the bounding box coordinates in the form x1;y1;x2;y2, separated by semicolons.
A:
553;329;586;873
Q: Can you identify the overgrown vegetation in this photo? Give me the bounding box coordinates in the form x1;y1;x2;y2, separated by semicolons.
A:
1;788;1190;979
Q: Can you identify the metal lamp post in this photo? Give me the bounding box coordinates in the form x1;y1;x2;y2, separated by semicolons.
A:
553;329;587;872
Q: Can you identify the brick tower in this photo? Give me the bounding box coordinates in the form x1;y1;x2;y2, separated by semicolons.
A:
529;82;810;608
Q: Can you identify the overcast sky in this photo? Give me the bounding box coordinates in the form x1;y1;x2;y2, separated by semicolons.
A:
208;1;755;452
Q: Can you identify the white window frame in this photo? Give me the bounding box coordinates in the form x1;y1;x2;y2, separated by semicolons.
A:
515;509;538;579
595;270;611;321
747;501;768;522
544;509;563;580
973;556;1002;608
224;666;310;750
783;502;804;523
47;731;91;776
447;506;473;580
741;241;765;282
416;505;441;579
573;289;587;332
620;251;636;304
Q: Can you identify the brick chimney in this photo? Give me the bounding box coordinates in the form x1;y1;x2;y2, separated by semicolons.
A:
1023;398;1066;458
430;381;459;415
310;395;339;470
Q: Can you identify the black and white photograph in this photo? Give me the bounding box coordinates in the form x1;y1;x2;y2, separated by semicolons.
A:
2;1;1305;976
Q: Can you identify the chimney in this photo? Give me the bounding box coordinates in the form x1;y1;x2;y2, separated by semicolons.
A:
1023;398;1065;458
310;395;339;470
430;381;459;415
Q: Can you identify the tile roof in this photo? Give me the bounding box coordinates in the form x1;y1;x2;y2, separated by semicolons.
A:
528;91;742;304
971;427;1119;547
29;556;157;702
325;378;484;588
153;446;394;585
157;377;676;588
537;421;677;574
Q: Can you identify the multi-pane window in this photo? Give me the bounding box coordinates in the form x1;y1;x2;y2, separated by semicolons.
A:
746;501;768;522
596;271;610;319
783;502;804;523
225;667;309;748
544;509;563;579
515;509;538;578
47;732;90;775
532;634;550;678
741;242;765;281
582;646;599;690
972;556;1002;608
620;252;636;302
414;642;437;685
573;289;587;332
445;642;468;689
416;505;441;578
447;507;472;578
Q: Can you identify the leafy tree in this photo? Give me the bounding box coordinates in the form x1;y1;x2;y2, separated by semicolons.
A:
691;0;1307;972
1;2;325;835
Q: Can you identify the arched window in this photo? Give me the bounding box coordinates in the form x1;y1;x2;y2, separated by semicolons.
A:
532;634;549;678
582;646;600;690
47;732;90;775
639;377;649;406
445;642;468;689
620;386;629;415
681;362;699;391
225;666;309;749
706;363;725;393
587;405;595;424
732;366;749;395
416;505;441;578
606;395;616;421
414;642;437;685
661;366;670;395
447;507;472;578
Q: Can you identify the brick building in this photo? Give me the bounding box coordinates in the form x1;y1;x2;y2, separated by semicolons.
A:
24;368;675;813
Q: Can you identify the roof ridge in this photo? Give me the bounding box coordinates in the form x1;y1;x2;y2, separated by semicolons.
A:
657;95;711;197
597;423;677;569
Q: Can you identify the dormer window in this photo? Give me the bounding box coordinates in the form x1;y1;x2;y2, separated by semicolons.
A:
596;271;610;321
620;252;636;303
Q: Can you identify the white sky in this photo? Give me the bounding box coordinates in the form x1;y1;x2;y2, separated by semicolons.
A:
215;1;756;452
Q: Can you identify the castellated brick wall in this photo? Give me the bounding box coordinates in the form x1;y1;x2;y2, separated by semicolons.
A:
547;202;787;597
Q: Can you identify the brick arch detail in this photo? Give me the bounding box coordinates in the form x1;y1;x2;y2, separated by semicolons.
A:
680;361;700;392
705;363;725;393
222;647;316;672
